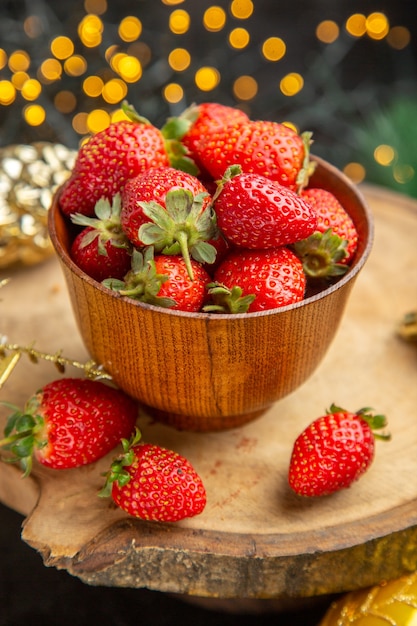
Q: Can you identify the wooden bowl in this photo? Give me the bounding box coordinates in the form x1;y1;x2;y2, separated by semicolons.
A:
48;156;373;432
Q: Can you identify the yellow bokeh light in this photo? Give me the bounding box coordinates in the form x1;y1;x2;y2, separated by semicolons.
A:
118;16;142;42
169;9;190;34
102;78;128;103
393;163;415;184
387;26;411;50
233;75;258;101
11;71;30;90
343;162;366;184
23;104;46;126
54;90;77;114
316;20;340;44
280;72;304;96
64;55;88;77
374;144;396;166
230;0;254;19
87;109;111;133
51;36;74;60
161;0;185;4
84;0;107;14
8;50;30;72
0;49;7;70
163;82;184;103
203;6;226;32
117;55;142;82
21;78;42;101
195;66;220;91
366;12;389;40
345;13;367;37
39;58;62;82
24;15;44;38
110;108;130;123
0;80;16;105
229;27;250;49
168;48;191;71
78;14;104;47
262;37;286;61
72;111;89;135
83;75;104;97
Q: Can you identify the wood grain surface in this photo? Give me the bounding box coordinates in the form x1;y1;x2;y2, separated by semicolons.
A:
0;185;416;601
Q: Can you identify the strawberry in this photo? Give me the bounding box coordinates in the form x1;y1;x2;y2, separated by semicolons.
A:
59;103;170;218
100;428;206;522
196;119;314;191
0;378;138;474
70;194;132;282
120;166;218;279
103;247;211;312
212;165;318;249
209;247;306;312
293;188;359;279
288;404;390;497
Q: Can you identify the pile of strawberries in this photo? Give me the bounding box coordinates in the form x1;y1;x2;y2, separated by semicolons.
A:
59;101;359;313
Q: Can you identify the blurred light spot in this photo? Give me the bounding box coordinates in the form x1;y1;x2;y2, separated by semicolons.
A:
387;26;411;50
87;109;111;133
163;82;184;103
393;164;414;184
168;48;191;71
229;27;250;49
9;50;30;72
78;15;104;47
195;66;220;91
117;55;142;82
21;78;42;101
316;20;339;44
119;16;142;42
280;73;304;96
23;104;46;126
72;112;89;135
282;121;298;133
161;0;185;4
54;90;77;113
102;78;127;103
366;12;389;40
203;6;226;32
24;15;44;38
0;49;7;70
83;75;104;97
0;80;16;105
11;71;29;90
127;42;152;67
84;0;107;14
39;58;62;82
230;0;254;19
169;10;190;34
374;144;396;166
343;162;366;183
345;13;367;37
110;108;130;123
262;37;286;61
233;75;258;100
64;55;88;77
51;36;74;60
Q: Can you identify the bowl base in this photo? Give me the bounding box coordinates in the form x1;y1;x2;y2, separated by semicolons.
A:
142;405;270;432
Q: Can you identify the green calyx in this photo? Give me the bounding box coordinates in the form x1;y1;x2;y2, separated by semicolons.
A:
328;403;391;441
99;427;142;498
293;228;349;279
212;164;243;203
102;246;176;308
71;194;132;255
138;188;218;280
203;282;255;314
160;104;200;175
0;398;46;477
296;131;317;193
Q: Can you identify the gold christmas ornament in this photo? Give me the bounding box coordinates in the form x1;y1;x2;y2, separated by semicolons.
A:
319;571;417;625
0;142;76;268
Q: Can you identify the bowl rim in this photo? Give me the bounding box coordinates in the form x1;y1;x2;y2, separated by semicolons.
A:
48;155;374;320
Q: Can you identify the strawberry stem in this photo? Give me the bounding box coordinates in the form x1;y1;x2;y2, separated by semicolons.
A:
99;427;142;498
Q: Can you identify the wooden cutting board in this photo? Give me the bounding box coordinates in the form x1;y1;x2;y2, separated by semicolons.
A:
0;184;416;602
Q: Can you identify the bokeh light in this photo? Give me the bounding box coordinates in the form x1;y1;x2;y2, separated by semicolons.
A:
280;73;304;96
118;16;142;42
366;12;389;40
195;66;220;91
316;20;340;44
262;37;286;62
168;48;191;71
233;75;258;101
230;0;254;19
169;9;190;34
203;6;226;32
229;27;250;49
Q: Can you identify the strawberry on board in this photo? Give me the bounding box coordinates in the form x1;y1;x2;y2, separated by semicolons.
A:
59;102;171;218
195;118;314;191
70;194;133;282
0;378;138;474
120;166;218;279
100;428;207;522
294;188;359;279
213;165;318;249
288;404;390;497
210;247;306;312
103;247;211;313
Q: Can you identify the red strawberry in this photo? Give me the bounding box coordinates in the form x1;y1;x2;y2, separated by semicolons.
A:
120;166;218;279
103;247;211;312
288;404;390;497
0;378;138;474
293;188;359;279
213;165;317;249
59;104;170;218
210;247;306;312
100;428;206;522
196;119;314;191
70;195;132;282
